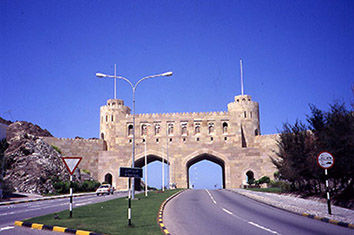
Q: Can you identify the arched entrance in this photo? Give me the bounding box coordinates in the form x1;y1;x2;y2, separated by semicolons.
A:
134;154;169;191
186;153;225;189
104;173;113;185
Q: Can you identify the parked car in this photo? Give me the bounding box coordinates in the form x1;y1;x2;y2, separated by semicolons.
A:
95;184;114;196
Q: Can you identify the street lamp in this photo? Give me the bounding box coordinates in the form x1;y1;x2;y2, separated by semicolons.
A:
96;70;173;199
142;123;153;197
155;124;170;191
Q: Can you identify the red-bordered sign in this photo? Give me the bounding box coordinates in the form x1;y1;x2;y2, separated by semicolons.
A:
317;152;334;169
61;157;82;175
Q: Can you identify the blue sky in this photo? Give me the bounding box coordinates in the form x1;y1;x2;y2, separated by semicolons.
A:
1;1;353;189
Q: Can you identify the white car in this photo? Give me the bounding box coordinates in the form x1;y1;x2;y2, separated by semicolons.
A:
95;184;114;196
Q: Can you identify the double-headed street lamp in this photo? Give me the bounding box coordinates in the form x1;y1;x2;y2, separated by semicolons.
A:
96;70;173;199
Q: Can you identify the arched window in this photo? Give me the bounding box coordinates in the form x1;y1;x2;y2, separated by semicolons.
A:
168;123;174;135
181;123;187;135
195;123;200;134
208;123;214;134
155;124;160;135
128;124;133;136
101;133;105;140
222;122;228;134
255;129;259;136
141;124;147;136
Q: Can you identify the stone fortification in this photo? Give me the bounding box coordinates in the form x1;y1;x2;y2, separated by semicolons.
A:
42;137;106;179
98;94;279;190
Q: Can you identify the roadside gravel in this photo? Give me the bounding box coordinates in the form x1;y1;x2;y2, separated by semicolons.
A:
229;188;354;225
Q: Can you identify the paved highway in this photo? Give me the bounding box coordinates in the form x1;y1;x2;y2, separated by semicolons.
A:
164;189;353;235
0;192;128;235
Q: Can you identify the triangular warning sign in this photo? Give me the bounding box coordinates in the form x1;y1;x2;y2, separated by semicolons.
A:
61;157;82;175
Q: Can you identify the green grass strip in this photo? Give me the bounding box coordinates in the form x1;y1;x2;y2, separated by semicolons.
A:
25;189;182;235
245;187;283;193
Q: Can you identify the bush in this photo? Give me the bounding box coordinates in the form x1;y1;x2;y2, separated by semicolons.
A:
51;145;62;154
52;177;100;194
255;176;270;185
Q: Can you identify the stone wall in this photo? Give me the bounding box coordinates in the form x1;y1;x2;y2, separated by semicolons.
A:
42;137;106;179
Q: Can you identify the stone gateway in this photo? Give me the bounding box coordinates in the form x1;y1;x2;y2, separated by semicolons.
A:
97;94;279;190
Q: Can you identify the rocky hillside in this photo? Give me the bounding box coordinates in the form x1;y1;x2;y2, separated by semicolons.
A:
4;121;69;194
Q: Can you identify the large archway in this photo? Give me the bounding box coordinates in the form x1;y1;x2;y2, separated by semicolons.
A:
186;153;225;189
134;154;169;191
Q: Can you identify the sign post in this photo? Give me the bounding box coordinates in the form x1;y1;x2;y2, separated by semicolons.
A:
120;167;143;226
317;152;334;215
61;157;82;218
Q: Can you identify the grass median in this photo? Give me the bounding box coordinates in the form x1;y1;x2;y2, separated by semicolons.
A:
25;189;182;235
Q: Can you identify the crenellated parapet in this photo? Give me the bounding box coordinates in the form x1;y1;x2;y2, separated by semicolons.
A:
43;137;104;143
132;110;228;119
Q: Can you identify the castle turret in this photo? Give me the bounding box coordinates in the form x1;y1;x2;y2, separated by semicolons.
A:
100;99;131;150
227;95;260;147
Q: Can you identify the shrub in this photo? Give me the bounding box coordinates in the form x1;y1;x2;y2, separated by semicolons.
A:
52;177;100;194
255;176;270;185
51;145;62;154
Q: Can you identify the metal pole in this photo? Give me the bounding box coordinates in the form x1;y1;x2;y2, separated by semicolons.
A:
132;88;136;199
167;129;169;189
128;177;132;226
240;59;244;95
144;138;148;196
69;175;73;218
114;64;117;99
325;169;332;215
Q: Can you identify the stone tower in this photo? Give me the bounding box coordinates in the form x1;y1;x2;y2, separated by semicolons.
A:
227;94;260;148
100;99;130;150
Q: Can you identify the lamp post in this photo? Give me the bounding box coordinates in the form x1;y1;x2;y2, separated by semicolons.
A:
143;123;153;197
96;71;173;199
156;124;169;191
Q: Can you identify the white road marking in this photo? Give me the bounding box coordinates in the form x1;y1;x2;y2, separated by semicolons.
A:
205;190;217;204
205;190;281;234
0;226;14;231
248;221;280;234
222;208;233;215
0;211;16;216
76;202;89;206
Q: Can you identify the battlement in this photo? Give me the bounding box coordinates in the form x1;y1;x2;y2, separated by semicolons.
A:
131;110;229;119
41;137;105;144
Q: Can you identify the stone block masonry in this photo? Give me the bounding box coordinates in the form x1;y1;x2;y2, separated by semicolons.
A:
42;137;106;179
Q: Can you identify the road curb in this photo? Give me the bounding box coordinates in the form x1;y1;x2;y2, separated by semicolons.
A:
301;213;354;229
227;189;354;230
14;220;105;235
0;193;95;206
157;190;186;235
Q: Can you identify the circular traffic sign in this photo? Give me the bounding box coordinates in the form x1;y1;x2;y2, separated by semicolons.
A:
317;152;334;169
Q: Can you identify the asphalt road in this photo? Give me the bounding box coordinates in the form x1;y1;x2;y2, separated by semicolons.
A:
164;189;353;235
0;191;128;235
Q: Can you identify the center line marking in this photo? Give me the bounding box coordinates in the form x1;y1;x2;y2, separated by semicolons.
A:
222;208;233;215
205;190;217;204
248;221;279;234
